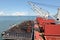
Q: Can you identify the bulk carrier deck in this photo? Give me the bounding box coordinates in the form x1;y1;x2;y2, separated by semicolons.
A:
1;20;34;40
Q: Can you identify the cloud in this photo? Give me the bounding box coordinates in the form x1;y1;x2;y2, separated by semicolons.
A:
0;11;6;16
10;12;28;16
0;11;40;16
0;11;29;16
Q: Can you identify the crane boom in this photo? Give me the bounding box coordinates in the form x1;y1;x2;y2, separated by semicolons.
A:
28;2;49;18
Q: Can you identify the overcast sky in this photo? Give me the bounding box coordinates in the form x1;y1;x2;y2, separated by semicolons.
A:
0;0;60;16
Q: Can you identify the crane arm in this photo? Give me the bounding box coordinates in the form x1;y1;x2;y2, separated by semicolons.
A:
28;1;49;18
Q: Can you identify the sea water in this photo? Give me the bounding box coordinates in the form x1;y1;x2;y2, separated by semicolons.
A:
0;16;36;40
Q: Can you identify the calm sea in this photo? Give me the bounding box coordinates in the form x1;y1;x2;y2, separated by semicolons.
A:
0;16;36;40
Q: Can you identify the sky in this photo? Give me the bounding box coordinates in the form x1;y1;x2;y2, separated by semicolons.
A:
0;0;60;16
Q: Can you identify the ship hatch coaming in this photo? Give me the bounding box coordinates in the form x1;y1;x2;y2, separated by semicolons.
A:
3;39;14;40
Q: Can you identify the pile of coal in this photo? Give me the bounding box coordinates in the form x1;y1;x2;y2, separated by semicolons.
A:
2;20;34;36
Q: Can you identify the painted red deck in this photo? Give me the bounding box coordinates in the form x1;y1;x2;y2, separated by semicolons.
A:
34;17;60;40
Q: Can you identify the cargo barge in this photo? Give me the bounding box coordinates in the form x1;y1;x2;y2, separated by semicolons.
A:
2;20;34;40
